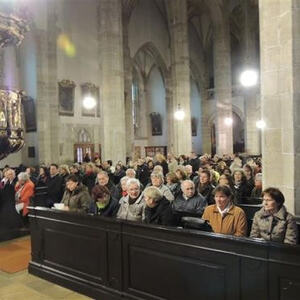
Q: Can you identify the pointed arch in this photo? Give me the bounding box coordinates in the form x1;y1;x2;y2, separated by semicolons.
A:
133;42;169;86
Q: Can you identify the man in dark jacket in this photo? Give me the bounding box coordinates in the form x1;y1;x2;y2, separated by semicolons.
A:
136;159;150;187
188;152;200;173
172;180;207;216
143;186;176;226
46;164;64;207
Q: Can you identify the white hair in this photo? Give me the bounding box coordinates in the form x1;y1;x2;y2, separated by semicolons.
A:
181;179;195;191
126;168;136;176
126;178;140;189
18;172;30;182
120;176;129;184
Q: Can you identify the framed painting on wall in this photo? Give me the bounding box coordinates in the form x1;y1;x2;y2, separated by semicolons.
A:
58;80;76;116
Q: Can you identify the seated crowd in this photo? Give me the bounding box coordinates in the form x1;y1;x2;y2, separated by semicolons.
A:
0;152;298;245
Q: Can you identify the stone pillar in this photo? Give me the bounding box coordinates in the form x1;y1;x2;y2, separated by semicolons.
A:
99;0;126;163
35;1;59;164
213;12;233;155
166;0;192;156
242;1;260;155
165;75;174;154
201;93;212;154
122;7;134;159
260;0;300;215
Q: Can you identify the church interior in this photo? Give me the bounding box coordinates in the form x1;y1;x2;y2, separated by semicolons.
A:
0;0;300;299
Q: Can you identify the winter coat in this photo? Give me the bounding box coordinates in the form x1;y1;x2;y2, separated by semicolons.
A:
15;180;35;216
136;163;150;186
47;174;64;206
61;183;91;214
172;192;207;217
143;197;176;226
202;204;247;237
82;172;96;194
250;206;298;245
117;193;145;222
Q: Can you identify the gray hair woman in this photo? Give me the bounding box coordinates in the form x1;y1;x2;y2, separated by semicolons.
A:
143;186;175;226
250;187;298;244
117;178;144;221
150;172;174;202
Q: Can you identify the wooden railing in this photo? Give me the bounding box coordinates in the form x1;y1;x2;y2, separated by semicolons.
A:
28;207;300;300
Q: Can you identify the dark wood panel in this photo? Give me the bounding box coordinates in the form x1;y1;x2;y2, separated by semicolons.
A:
126;245;227;300
43;228;107;281
28;207;300;300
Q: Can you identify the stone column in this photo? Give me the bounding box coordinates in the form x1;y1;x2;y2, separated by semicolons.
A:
122;7;134;159
260;0;300;215
213;11;233;155
166;0;192;156
201;76;212;154
99;0;126;163
35;1;59;164
242;1;260;155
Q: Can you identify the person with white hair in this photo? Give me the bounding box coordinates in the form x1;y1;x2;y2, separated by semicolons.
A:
172;180;207;216
142;186;176;226
15;172;35;226
117;178;144;221
150;172;174;202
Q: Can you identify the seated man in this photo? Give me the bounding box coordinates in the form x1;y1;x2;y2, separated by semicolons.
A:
117;178;144;222
172;180;207;217
143;186;176;226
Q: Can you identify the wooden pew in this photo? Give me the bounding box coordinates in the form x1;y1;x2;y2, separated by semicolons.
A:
28;207;300;300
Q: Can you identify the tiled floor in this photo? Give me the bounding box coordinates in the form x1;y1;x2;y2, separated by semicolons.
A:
0;237;92;300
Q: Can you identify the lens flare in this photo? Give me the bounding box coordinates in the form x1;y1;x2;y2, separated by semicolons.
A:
57;34;76;57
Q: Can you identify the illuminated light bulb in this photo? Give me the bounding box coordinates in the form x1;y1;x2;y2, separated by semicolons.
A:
224;117;233;126
240;69;258;87
174;107;185;120
256;120;266;129
83;96;96;109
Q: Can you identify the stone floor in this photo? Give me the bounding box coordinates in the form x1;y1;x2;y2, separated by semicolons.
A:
0;237;92;300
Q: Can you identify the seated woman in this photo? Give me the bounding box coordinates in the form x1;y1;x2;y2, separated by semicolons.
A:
250;187;298;245
90;185;119;217
166;172;181;198
61;175;91;213
143;186;176;226
150;172;174;202
15;172;35;226
117;178;144;221
202;185;247;237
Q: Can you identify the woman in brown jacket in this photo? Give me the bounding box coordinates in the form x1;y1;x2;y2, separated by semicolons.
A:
202;185;247;237
250;187;298;245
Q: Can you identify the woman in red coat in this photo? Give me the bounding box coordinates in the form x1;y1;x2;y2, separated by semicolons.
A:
15;172;35;226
